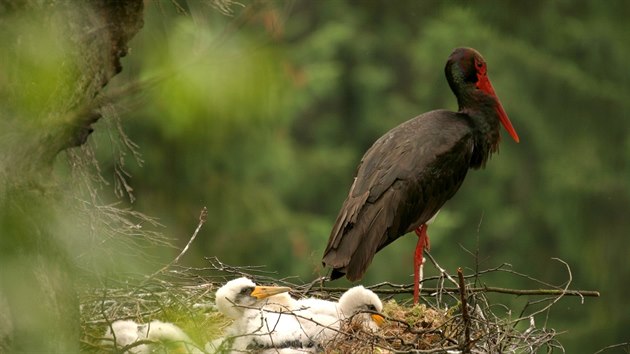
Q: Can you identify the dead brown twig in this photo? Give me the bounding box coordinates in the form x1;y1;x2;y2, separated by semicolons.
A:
142;207;208;285
307;285;599;298
594;342;630;354
457;267;471;353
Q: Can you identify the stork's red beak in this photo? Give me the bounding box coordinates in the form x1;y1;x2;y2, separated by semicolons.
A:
477;76;520;143
494;98;520;143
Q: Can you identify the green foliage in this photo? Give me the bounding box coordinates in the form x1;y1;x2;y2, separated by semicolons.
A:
0;3;159;351
0;190;78;352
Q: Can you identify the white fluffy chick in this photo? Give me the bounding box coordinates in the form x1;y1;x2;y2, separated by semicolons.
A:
337;285;384;331
214;277;308;352
102;319;202;354
102;320;149;354
292;286;384;328
290;285;384;344
214;277;292;328
141;320;203;353
212;278;384;353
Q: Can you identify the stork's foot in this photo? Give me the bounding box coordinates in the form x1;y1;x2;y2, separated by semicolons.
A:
413;224;430;304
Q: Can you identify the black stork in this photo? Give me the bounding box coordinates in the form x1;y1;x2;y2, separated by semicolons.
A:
322;47;519;304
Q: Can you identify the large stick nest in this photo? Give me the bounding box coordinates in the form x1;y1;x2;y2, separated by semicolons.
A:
80;256;583;353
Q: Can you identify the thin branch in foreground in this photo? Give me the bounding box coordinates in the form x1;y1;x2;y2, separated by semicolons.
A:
510;258;574;325
478;286;599;297
424;251;459;287
312;286;599;298
173;207;208;264
143;207;208;285
594;342;630;354
457;268;471;353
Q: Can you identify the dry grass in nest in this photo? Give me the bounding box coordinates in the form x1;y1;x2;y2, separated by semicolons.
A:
323;301;452;353
381;301;449;350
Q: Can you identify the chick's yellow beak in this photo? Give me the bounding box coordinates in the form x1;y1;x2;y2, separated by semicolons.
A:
250;286;292;299
371;313;385;327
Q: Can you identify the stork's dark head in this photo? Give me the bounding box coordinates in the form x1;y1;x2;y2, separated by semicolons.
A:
445;47;519;143
445;47;484;93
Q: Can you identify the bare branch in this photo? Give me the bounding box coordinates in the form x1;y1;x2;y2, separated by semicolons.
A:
173;207;208;264
144;207;208;283
594;342;630;354
304;285;599;298
457;268;471;353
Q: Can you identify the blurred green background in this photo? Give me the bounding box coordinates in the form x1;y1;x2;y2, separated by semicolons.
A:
2;0;629;352
113;1;629;351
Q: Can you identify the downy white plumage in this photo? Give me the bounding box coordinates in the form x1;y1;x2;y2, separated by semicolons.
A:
102;320;148;354
102;319;202;353
212;277;310;353
211;277;384;353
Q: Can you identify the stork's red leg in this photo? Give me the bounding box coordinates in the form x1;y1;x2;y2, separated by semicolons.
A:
413;224;430;304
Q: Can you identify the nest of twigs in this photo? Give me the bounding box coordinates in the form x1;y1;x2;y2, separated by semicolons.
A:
80;256;594;353
323;302;449;353
322;297;558;353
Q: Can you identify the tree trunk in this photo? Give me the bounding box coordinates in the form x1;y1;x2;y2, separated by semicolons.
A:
0;1;144;351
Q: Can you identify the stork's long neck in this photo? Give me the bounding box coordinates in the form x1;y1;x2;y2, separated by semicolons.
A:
459;92;503;169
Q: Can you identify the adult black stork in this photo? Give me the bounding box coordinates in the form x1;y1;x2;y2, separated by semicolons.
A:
322;47;519;304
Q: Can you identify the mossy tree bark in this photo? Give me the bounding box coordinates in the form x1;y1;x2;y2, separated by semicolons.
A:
0;1;144;351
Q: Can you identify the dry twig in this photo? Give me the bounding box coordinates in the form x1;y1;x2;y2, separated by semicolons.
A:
142;207;208;285
594;342;630;354
458;267;471;353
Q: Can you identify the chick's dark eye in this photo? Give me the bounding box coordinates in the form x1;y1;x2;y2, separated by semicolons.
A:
367;305;376;311
240;287;253;295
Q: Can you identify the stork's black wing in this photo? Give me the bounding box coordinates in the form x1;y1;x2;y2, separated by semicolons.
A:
322;110;475;281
